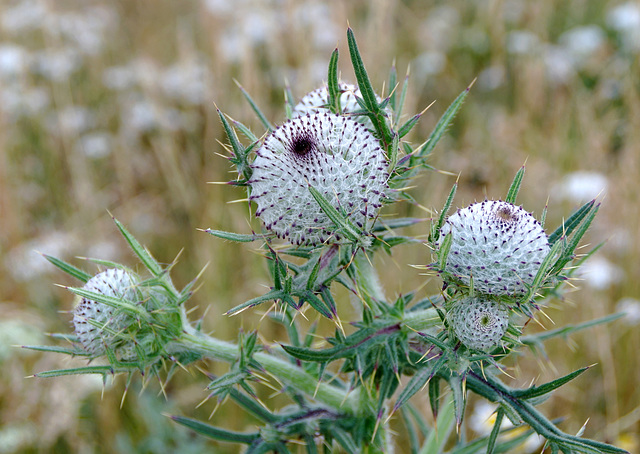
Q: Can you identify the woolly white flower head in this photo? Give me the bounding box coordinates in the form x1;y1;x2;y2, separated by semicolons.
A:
249;112;388;246
437;200;550;296
449;297;509;351
293;82;389;130
73;268;138;358
294;82;364;117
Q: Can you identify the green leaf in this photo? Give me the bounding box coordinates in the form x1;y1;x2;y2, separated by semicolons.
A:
548;200;595;246
217;107;245;159
432;183;457;243
437;233;452;271
205;229;266;243
328;427;358;454
394;70;411;130
169;415;259;444
448;373;466;428
419;397;455;454
112;217;163;278
234;80;273;132
347;28;379;113
42;254;91;283
225;289;287;316
66;286;146;318
398;113;421;139
388;62;398;114
22;345;89;356
393;354;446;413
505;166;525;205
327;48;341;114
372;217;425;232
418;83;471;160
511;367;590;399
33;365;119;378
487;407;504;454
308;185;361;241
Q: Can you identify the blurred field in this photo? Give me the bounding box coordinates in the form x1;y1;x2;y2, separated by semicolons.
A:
1;0;639;452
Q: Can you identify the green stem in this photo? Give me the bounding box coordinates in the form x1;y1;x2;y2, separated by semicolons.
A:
172;324;362;415
353;249;385;304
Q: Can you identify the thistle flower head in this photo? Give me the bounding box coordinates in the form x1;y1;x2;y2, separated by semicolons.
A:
437;200;550;296
293;82;389;130
294;82;366;117
249;112;388;246
72;268;139;359
449;297;510;351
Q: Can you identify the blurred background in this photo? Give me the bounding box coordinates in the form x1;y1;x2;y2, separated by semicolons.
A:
1;0;639;452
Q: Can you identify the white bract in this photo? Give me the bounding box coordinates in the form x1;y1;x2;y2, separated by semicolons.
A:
73;268;138;358
438;200;550;296
449;297;509;351
249;112;388;246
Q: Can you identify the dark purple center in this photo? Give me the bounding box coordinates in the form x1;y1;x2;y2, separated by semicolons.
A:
290;134;315;157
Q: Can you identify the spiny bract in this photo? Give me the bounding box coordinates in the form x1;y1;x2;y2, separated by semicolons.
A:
448;297;510;351
249;112;388;246
437;200;550;296
73;268;138;358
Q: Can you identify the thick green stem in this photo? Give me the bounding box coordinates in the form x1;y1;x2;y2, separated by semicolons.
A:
167;306;438;420
172;324;362;414
353;249;386;304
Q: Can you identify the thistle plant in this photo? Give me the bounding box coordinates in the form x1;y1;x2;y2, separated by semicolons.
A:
26;28;628;454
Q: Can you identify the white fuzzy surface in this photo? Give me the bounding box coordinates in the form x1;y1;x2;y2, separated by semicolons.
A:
438;200;550;296
249;112;388;245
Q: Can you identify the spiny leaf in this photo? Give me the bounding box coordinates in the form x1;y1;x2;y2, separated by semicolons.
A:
225;289;287;316
169;415;259;444
393;354;446;413
505;166;525;205
511;367;590;399
417;82;472;160
22;345;89;356
205;229;266;243
234;80;273;132
548;200;595;246
432;183;457;243
308;185;361;241
327;48;340;114
42;254;91;283
112;217;163;277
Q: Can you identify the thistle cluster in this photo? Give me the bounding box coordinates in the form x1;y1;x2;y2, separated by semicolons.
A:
27;28;627;454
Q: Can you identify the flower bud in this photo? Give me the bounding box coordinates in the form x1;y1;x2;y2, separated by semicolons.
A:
249;112;388;246
449;297;509;351
73;268;139;359
437;200;550;296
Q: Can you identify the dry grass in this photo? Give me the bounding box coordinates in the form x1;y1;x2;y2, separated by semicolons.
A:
1;0;638;451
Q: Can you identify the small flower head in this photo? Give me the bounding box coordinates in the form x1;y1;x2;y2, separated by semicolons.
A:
449;297;509;351
73;268;139;359
437;200;550;296
249;112;388;246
